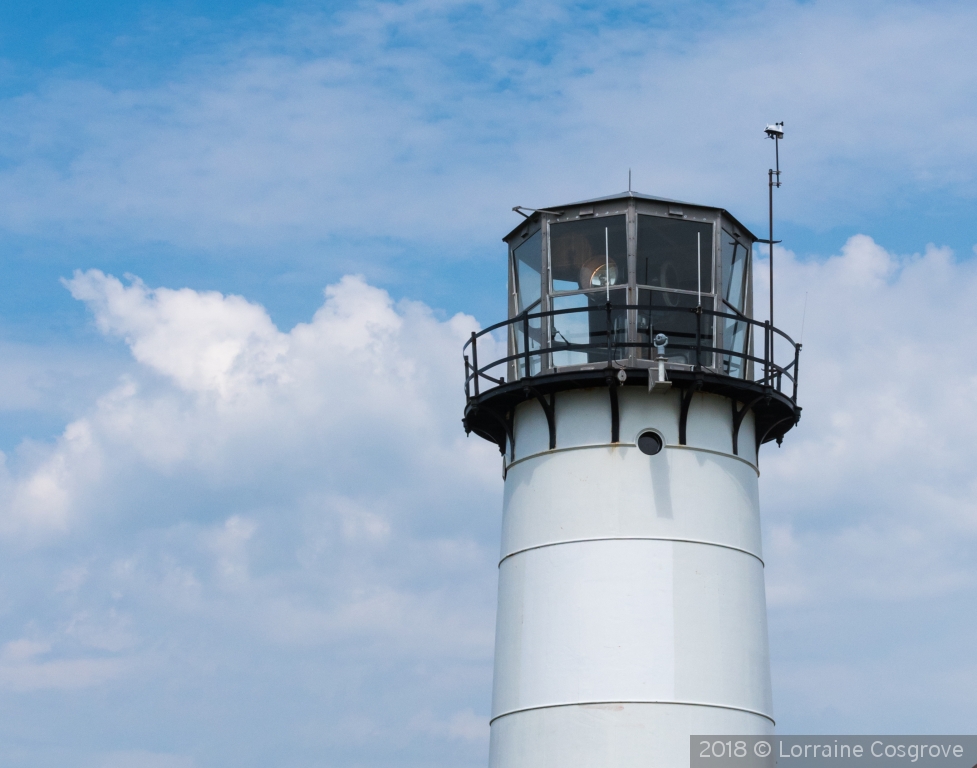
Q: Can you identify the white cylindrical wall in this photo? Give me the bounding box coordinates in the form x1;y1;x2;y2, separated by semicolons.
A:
488;386;772;768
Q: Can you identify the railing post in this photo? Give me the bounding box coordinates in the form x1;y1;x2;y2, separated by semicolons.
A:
471;331;479;396
464;354;471;400
763;321;770;386
793;343;801;403
523;314;530;378
695;306;702;370
747;321;753;380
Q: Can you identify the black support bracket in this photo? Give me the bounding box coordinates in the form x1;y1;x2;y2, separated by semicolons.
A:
607;374;620;444
731;395;765;456
756;415;795;453
525;386;557;450
678;387;696;445
475;405;515;461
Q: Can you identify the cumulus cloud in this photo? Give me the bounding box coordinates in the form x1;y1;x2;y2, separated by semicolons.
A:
758;235;977;730
65;272;289;398
4;270;498;521
1;236;976;759
0;273;502;766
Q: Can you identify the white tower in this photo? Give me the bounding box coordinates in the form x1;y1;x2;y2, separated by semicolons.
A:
463;192;801;767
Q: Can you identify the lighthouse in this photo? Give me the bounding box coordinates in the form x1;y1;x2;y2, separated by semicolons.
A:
462;190;801;767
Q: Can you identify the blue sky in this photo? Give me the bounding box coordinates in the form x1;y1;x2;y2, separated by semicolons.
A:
1;1;976;766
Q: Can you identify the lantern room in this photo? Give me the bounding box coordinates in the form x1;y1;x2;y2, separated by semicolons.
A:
504;191;754;381
464;190;801;455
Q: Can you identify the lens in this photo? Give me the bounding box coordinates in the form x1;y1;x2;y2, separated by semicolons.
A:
589;262;618;287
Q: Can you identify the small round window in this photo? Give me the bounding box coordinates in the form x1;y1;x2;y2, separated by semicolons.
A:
637;431;663;456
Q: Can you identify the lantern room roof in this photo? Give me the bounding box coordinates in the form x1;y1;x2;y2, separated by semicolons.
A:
504;190;759;243
566;190;689;207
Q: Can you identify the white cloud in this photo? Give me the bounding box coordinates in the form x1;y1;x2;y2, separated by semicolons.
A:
0;638;128;692
410;707;490;742
65;272;289;398
762;234;977;588
1;1;977;251
759;234;977;730
0;272;500;765
0;271;499;534
1;239;976;751
206;515;258;586
2;417;101;534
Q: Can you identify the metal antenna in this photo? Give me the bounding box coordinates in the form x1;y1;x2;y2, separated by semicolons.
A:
628;169;632;193
799;291;808;345
605;226;610;302
763;122;784;331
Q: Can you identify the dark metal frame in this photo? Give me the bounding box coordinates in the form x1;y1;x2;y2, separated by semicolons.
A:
508;197;755;385
463;301;801;459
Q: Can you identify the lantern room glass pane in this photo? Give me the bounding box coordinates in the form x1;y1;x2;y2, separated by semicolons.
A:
637;215;713;294
721;230;751;379
637;289;714;368
512;230;542;314
512;305;543;378
549;216;627;293
551;288;627;367
721;229;749;313
510;230;543;379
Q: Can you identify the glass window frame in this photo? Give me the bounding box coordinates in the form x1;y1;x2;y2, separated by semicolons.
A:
634;214;715;295
718;221;754;379
545;206;633;371
507;223;545;381
502;202;754;380
546;213;629;297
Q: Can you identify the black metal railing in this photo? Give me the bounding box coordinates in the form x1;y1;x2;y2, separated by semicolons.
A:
464;302;800;402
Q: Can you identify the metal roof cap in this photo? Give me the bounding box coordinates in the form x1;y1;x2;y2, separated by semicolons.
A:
503;190;759;243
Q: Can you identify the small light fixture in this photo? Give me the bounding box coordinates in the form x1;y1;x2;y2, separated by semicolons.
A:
589;262;618;288
637;431;663;455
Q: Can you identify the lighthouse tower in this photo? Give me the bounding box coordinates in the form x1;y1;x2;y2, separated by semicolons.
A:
463;191;801;767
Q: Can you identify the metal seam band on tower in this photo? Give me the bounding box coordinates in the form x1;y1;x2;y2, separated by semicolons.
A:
489;700;777;726
498;536;766;568
502;440;761;474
